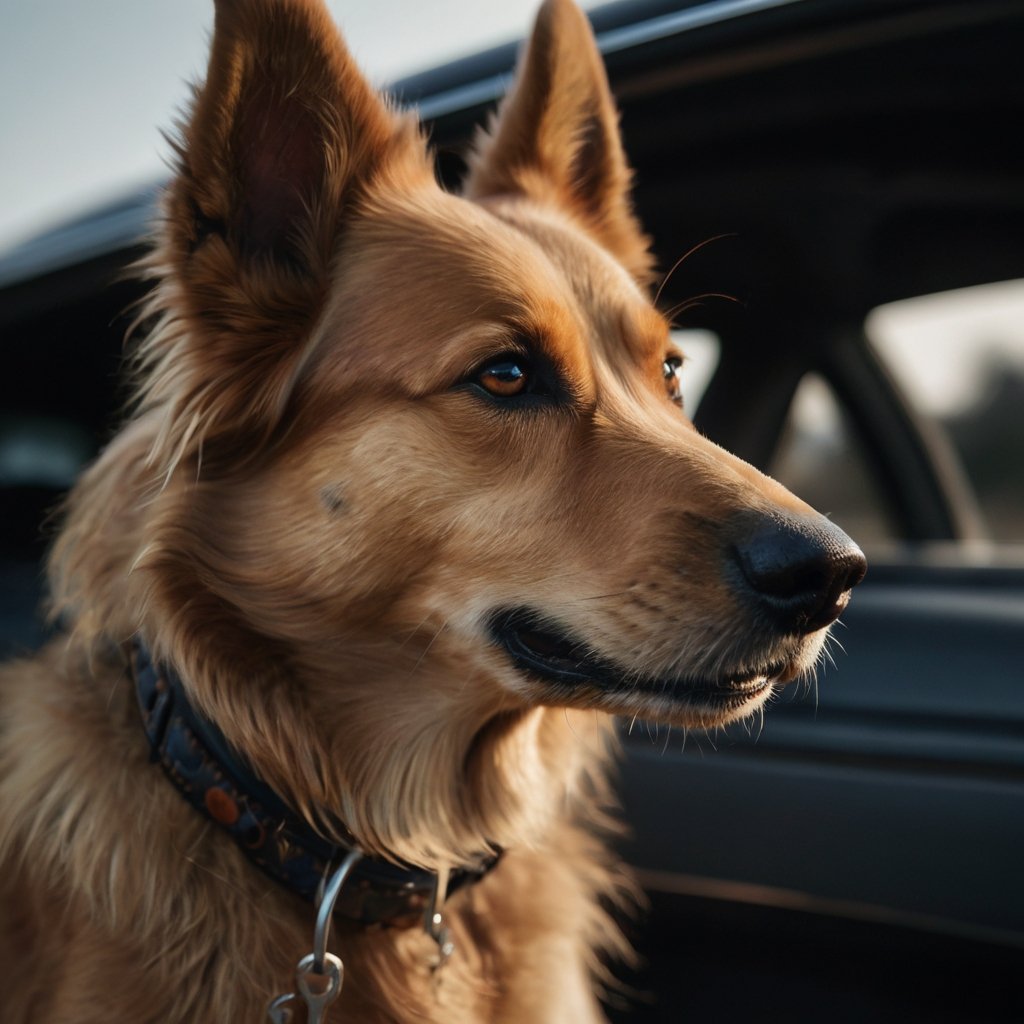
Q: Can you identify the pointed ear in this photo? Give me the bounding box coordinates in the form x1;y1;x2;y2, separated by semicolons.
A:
464;0;653;283
171;0;420;279
153;0;428;462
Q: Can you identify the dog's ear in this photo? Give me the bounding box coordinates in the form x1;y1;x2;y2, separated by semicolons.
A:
464;0;653;283
154;0;428;461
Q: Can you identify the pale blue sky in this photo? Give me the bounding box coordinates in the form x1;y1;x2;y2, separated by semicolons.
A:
0;0;558;254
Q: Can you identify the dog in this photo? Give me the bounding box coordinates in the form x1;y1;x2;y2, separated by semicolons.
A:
0;0;865;1020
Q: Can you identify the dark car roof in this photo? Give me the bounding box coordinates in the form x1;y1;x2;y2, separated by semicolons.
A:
0;0;830;291
1;0;1019;305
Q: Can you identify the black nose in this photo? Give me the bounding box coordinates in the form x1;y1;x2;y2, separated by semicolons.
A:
731;513;867;634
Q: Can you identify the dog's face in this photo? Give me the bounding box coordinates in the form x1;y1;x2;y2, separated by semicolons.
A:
115;0;863;860
256;195;852;724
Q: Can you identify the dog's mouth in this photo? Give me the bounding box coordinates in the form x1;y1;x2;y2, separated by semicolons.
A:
489;608;786;716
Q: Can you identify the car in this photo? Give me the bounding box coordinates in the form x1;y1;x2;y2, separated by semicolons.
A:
2;0;1022;1020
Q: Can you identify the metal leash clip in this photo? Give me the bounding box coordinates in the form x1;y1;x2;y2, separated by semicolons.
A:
423;863;455;973
267;847;364;1024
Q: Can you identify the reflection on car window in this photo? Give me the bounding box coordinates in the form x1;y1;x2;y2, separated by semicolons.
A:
670;329;719;415
867;280;1024;543
770;375;896;546
0;415;93;489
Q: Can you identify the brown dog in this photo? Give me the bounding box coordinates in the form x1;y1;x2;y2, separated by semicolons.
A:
0;0;865;1020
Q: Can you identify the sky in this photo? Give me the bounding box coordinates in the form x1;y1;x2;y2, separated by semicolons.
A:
0;0;558;255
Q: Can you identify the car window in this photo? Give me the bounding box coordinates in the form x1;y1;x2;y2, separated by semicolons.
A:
769;374;897;546
770;280;1024;549
866;280;1024;544
0;414;92;490
671;329;719;416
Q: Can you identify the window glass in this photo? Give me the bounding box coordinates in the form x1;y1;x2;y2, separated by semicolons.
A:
770;374;896;546
866;280;1024;542
671;329;720;415
0;415;93;489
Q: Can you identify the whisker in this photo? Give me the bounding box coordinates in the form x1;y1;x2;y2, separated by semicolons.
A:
654;233;737;307
398;611;441;650
405;617;449;681
664;291;739;324
660;725;672;756
822;643;838;672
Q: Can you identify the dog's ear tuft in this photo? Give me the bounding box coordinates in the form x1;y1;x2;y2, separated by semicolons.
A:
149;0;429;468
464;0;653;283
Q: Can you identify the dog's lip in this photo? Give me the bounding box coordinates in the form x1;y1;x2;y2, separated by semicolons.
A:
489;609;784;703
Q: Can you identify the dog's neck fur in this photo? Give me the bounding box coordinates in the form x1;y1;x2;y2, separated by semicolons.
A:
47;413;620;875
29;414;631;1021
131;639;504;923
1;640;629;1020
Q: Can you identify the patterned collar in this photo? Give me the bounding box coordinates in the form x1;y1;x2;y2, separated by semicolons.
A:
131;641;499;926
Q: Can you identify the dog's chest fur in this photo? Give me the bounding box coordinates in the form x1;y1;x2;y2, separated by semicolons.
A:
0;643;622;1022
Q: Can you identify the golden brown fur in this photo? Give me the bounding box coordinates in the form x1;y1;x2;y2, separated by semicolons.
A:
0;0;860;1020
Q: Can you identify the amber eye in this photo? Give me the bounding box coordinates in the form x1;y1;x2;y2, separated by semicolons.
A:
476;357;531;398
663;354;683;407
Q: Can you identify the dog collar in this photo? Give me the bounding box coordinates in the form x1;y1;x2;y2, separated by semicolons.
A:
131;641;499;926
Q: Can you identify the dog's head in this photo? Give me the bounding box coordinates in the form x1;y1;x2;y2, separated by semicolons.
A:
57;0;863;863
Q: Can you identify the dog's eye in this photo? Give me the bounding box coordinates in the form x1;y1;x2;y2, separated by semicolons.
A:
663;355;684;407
476;357;532;398
464;348;564;407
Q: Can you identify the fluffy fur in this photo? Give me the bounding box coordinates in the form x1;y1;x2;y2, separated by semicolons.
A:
0;0;859;1020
